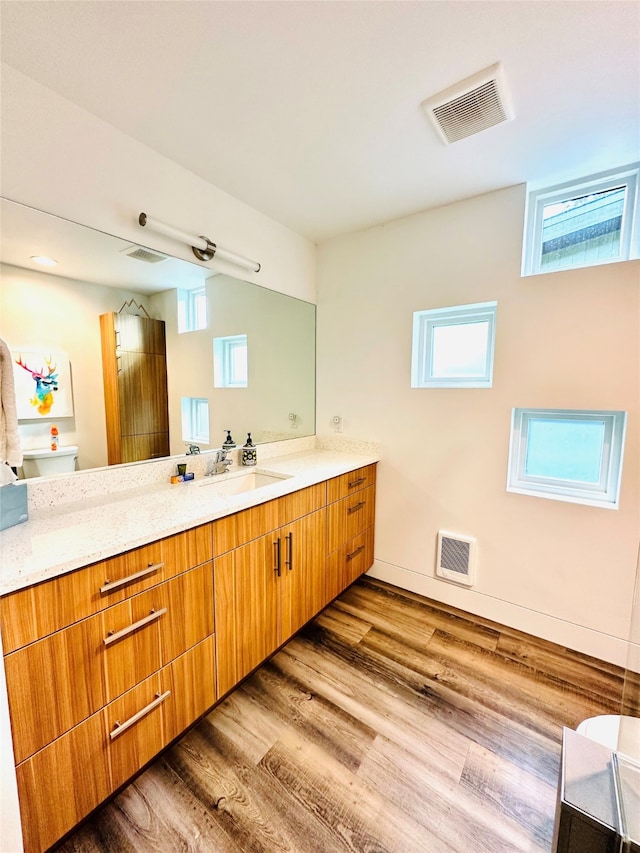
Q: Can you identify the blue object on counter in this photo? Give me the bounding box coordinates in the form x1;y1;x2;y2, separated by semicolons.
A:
0;482;28;531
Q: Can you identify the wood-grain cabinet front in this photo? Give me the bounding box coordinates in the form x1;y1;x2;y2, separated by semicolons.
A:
213;482;329;697
1;524;215;853
0;464;377;853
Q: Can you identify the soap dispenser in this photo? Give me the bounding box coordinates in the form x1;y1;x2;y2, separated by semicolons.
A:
222;429;236;449
241;433;257;467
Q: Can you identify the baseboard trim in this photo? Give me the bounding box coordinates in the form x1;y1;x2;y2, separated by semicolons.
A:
366;559;630;668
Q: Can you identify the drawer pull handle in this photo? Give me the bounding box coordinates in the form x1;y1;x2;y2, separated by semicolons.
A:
100;562;164;595
348;477;366;488
103;607;167;647
346;545;365;562
347;501;365;515
109;690;171;741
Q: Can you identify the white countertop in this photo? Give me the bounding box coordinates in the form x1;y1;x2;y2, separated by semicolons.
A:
0;449;378;595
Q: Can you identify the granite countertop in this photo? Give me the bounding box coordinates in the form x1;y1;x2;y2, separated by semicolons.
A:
0;449;378;595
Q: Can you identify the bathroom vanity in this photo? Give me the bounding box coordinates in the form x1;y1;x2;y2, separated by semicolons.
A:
0;447;377;853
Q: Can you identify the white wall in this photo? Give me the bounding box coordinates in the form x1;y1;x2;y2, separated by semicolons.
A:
317;183;640;665
1;264;154;472
1;64;316;303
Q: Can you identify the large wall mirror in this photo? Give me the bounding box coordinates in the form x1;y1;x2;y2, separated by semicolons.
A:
0;198;316;478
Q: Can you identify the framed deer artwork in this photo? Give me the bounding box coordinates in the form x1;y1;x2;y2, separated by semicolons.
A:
11;349;74;419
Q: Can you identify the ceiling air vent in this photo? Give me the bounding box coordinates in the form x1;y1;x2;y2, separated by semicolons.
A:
122;245;168;264
422;62;513;145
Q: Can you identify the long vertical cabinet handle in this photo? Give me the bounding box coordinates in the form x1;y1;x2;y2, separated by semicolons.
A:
273;538;281;577
285;532;293;571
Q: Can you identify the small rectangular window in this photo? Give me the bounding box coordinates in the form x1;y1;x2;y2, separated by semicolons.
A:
177;286;207;333
181;397;209;444
213;334;248;388
522;163;639;276
411;301;497;388
507;408;627;509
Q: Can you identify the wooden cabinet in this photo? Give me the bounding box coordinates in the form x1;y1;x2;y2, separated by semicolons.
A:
213;483;327;697
2;464;377;853
213;471;376;700
15;637;215;853
100;311;170;465
326;464;376;602
15;711;111;853
2;524;215;853
280;509;328;640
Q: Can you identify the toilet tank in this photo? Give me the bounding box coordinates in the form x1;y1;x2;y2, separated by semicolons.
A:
22;446;78;478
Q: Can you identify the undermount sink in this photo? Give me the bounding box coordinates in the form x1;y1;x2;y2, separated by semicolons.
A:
195;470;291;496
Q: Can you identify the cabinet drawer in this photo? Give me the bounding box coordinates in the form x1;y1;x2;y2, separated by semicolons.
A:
327;485;376;553
102;561;214;702
0;523;213;652
16;712;111;853
6;563;214;763
15;637;216;853
327;464;376;504
105;666;174;791
326;526;375;601
106;635;216;791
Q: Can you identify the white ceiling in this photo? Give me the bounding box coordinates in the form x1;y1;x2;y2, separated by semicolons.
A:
2;1;639;243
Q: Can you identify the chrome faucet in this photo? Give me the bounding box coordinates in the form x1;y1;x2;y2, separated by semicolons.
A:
206;448;233;476
185;443;200;455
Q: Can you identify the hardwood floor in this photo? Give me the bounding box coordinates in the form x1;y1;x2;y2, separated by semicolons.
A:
54;577;624;853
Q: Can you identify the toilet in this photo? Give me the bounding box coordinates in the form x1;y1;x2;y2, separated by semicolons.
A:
22;446;79;478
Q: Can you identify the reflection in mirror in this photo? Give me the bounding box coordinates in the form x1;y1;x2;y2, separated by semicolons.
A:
0;198;316;478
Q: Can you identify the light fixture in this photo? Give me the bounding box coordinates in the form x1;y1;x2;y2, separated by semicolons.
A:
30;255;58;267
138;212;261;273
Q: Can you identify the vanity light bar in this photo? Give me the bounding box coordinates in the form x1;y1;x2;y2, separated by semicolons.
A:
138;212;261;273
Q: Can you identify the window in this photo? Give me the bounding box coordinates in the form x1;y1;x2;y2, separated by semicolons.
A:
411;301;497;388
213;334;248;388
177;286;207;333
181;397;209;444
507;408;627;509
522;163;639;276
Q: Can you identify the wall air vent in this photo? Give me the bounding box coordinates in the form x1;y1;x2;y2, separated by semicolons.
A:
122;246;168;264
422;62;513;145
436;531;477;587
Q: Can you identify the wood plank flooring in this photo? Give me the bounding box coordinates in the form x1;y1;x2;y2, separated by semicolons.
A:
54;578;624;853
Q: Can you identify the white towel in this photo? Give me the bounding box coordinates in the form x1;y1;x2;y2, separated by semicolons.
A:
0;337;23;467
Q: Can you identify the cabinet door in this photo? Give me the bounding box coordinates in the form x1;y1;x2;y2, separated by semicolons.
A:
280;509;327;642
214;551;238;697
115;313;166;355
118;351;169;436
233;535;280;683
